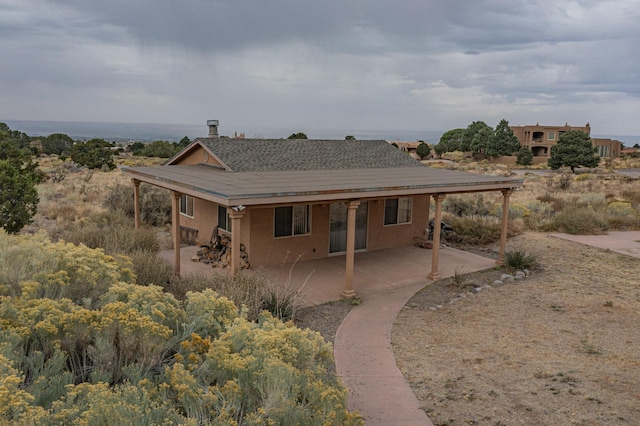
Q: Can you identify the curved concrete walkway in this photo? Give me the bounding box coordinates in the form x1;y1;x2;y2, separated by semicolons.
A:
334;248;496;425
334;282;435;425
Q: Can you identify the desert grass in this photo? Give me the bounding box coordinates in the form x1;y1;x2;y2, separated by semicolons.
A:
437;162;640;242
393;232;640;425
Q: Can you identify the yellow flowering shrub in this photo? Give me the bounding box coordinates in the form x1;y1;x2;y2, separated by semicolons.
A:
0;232;361;425
100;282;184;331
183;289;238;338
606;201;637;217
0;230;134;305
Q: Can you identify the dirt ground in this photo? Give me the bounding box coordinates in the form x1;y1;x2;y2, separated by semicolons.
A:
392;232;640;425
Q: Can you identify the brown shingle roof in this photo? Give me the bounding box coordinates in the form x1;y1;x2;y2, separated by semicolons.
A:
196;138;422;171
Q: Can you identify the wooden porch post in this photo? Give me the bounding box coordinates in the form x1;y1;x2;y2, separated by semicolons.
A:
341;200;360;299
132;179;141;229
428;193;446;280
171;191;181;276
496;189;513;266
229;208;246;274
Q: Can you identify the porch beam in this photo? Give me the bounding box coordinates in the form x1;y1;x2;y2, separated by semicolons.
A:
171;191;181;276
341;200;361;299
428;193;446;280
229;208;246;274
496;189;513;266
132;179;141;229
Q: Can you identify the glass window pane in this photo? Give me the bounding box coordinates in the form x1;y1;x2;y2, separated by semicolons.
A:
274;207;292;237
398;197;412;224
384;199;398;225
217;205;230;231
292;205;309;235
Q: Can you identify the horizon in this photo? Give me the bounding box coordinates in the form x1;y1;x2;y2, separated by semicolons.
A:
4;118;640;146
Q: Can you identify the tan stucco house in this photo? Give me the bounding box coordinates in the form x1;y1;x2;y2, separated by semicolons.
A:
122;121;523;298
510;122;622;159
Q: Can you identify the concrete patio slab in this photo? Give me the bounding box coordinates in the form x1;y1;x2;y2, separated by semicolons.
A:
551;231;640;259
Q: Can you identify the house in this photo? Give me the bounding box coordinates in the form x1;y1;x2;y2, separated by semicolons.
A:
122;120;523;298
510;122;622;158
390;141;421;159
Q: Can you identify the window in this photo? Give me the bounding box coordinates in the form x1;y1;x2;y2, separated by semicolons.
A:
217;205;231;232
179;194;194;217
274;205;310;237
384;197;412;225
547;132;556;141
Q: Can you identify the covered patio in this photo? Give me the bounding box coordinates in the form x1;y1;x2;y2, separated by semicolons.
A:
160;243;497;306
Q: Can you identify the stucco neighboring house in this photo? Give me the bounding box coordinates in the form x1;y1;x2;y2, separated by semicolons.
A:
122;121;523;298
510;122;622;158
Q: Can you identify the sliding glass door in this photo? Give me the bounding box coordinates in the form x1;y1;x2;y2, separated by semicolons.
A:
329;201;368;254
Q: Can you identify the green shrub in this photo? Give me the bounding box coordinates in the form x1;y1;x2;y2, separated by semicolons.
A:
505;247;538;270
443;214;520;245
60;210;159;255
550;206;608;234
103;183;171;226
537;192;565;213
606;201;637;217
128;249;173;287
492;202;530;219
605;201;640;229
521;200;555;231
576;192;607;210
443;194;493;216
262;284;297;321
516;147;533;166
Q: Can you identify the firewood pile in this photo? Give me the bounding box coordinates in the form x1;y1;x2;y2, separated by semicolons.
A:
192;230;250;269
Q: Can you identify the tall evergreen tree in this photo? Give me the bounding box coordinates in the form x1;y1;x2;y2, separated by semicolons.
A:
548;130;600;172
0;125;40;233
487;119;521;156
461;121;490;152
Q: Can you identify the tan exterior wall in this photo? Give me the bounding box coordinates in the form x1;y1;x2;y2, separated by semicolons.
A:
248;204;331;266
592;138;621;158
510;123;591;158
179;198;219;244
178;195;431;267
367;195;430;250
173;145;223;166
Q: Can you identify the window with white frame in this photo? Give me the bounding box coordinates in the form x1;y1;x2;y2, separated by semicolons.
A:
179;194;194;217
384;197;412;225
217;205;231;232
274;205;310;238
547;132;556;140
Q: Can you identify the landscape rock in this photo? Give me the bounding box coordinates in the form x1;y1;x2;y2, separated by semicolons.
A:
500;273;515;282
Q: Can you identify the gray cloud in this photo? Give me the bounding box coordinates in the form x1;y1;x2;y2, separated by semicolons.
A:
1;0;639;136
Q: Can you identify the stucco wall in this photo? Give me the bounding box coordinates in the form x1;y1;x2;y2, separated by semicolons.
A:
178;198;218;244
367;195;430;250
174;145;222;166
248;204;331;266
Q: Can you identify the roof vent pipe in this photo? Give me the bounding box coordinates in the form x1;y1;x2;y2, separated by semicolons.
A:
207;120;219;138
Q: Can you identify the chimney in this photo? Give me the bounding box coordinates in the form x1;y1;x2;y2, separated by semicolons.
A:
207;120;219;138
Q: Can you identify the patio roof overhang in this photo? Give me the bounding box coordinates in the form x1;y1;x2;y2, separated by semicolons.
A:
122;164;524;207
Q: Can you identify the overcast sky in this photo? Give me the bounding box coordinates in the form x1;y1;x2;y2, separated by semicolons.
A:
2;0;639;138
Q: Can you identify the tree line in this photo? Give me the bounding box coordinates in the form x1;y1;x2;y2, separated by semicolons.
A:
434;119;600;170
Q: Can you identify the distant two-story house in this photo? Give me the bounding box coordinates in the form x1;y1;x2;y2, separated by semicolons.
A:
123;121;523;298
510;122;621;158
